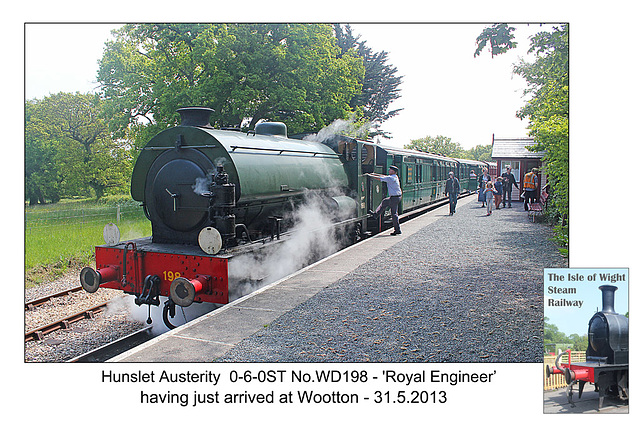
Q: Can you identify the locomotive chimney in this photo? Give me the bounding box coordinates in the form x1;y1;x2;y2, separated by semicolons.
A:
177;107;214;127
599;285;618;313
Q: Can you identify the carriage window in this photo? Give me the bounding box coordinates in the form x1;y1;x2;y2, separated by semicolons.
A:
406;165;414;184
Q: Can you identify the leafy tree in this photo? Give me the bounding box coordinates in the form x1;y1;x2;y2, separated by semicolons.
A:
463;144;493;162
544;317;568;344
98;24;365;140
514;26;569;228
24;92;132;200
404;135;465;158
474;23;518;58
333;24;404;139
544;317;588;352
25;100;62;204
568;333;589;352
475;24;568;252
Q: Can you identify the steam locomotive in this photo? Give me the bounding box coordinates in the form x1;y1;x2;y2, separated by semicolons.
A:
80;107;490;328
546;285;629;410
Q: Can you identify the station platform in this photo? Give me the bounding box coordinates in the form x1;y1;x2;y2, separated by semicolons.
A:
543;384;629;413
111;195;567;363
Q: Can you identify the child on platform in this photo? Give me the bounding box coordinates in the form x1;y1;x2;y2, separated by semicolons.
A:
484;181;496;216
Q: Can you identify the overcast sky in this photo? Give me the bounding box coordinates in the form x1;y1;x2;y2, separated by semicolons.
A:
24;22;550;149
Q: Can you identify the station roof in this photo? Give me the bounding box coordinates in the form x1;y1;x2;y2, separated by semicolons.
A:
491;137;545;159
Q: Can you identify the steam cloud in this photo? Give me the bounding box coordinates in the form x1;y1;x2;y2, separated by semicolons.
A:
116;294;219;336
192;177;210;195
191;156;228;195
228;193;342;300
303;115;370;143
228;116;366;298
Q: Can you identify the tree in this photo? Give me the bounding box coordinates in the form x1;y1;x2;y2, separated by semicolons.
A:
544;318;588;353
463;144;493;162
474;23;518;58
333;24;403;138
475;24;568;252
544;318;568;344
24;92;132;200
514;26;568;219
568;333;589;352
98;24;365;140
404;135;465;158
25;100;62;204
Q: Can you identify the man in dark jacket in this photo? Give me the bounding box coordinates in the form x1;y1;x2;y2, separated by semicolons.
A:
445;171;460;215
500;166;518;208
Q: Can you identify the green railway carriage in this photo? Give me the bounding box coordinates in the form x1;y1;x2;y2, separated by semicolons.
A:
375;146;459;213
455;158;487;192
322;137;473;225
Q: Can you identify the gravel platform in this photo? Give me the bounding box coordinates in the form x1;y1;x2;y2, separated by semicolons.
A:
217;199;567;363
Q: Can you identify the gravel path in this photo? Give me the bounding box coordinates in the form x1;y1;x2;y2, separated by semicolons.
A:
218;199;568;363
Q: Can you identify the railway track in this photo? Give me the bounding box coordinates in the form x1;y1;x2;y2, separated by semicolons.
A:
25;300;109;342
25;286;83;311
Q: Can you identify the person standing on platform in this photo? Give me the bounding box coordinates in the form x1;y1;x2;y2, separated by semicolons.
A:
445;171;460;215
469;170;477;193
367;165;403;235
478;167;491;208
494;177;503;210
500;166;518;208
523;168;539;211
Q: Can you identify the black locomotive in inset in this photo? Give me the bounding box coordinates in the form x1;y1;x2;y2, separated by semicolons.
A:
547;285;629;410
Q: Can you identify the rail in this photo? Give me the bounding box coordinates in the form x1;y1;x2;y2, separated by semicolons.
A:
25;302;109;342
25;286;83;310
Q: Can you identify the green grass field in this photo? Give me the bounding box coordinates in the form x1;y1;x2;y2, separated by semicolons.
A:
25;197;151;287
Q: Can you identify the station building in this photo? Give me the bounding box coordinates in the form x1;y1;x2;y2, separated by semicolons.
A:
491;135;546;202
